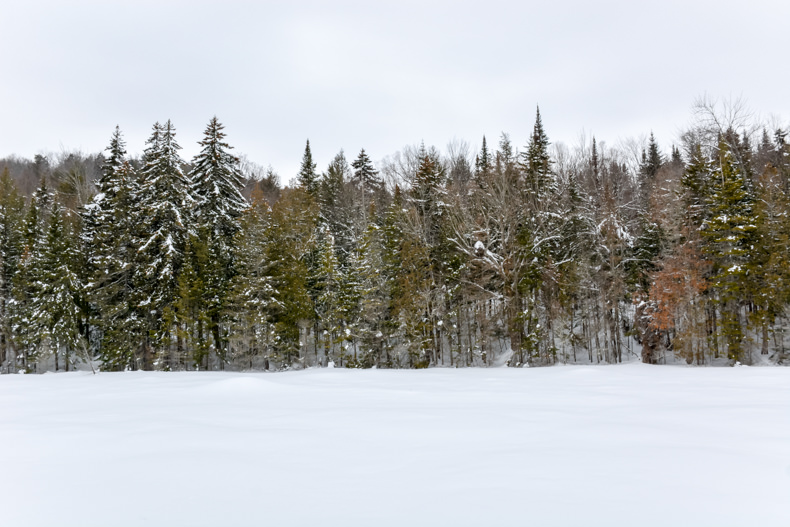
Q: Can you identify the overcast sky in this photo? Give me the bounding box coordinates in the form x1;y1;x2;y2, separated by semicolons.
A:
1;0;788;181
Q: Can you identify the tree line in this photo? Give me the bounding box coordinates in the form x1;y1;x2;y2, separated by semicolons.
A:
1;101;788;373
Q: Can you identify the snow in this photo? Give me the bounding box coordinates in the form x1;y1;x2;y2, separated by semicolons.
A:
1;365;789;526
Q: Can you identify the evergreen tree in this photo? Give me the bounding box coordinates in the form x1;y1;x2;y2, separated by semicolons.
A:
351;148;383;196
351;148;384;218
297;139;319;195
474;135;491;186
10;179;53;371
34;203;85;371
701;143;757;362
225;193;278;370
641;132;663;178
188;117;247;363
520;106;553;196
190;117;247;250
0;168;25;371
318;151;355;262
135;120;194;367
89;159;143;371
266;189;317;367
312;226;343;363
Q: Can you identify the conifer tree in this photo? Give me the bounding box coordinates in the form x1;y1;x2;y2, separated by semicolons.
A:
318;151;354;263
749;163;790;357
297;139;319;195
355;218;389;366
520;107;553;196
188;117;247;363
34;203;85;371
641;132;663;178
474;135;491;187
266;189;317;367
190;117;247;250
313;226;343;362
225;192;278;369
351;148;384;218
0;168;25;371
135;120;194;367
701;143;757;362
10;179;53;371
351;148;383;196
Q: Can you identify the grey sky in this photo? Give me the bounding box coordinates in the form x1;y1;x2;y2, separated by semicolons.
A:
1;0;787;180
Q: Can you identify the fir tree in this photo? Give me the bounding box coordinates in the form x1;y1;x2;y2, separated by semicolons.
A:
319;151;354;263
520;106;553;196
0;168;25;371
225;193;278;370
641;132;663;178
135;120;194;367
701;143;757;362
474;135;491;187
351;148;384;218
297;139;319;195
190;116;247;250
188;117;247;363
34;203;85;371
351;148;383;196
10;179;53;371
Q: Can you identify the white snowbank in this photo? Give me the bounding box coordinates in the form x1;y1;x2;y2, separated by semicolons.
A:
1;364;788;526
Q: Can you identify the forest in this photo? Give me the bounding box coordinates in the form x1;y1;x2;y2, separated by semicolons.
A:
1;100;788;373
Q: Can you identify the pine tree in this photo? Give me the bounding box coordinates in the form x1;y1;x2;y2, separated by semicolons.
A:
34;203;85;371
0;168;25;371
474;135;491;187
190;117;247;250
313;226;343;363
700;143;757;362
188;117;247;364
135;120;194;367
520;106;553;196
225;193;278;370
318;151;354;263
351;148;384;219
641;132;663;178
297;139;319;195
351;148;383;196
750;163;790;357
355;218;389;366
90;161;143;370
266;189;318;367
10;179;53;371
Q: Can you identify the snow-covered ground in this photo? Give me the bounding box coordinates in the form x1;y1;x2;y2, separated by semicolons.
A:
1;364;788;526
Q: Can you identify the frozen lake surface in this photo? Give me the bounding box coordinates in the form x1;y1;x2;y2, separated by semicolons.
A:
1;364;788;526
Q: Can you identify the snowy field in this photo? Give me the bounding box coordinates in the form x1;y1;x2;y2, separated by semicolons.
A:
1;365;789;527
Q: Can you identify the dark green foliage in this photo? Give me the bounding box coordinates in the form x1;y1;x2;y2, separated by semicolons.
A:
297;139;319;195
700;143;757;361
520;107;553;196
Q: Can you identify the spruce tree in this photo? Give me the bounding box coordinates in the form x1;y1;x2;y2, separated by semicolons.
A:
135;120;194;367
351;148;384;217
351;148;382;195
297;139;319;195
641;132;663;178
190;116;247;250
474;136;491;187
318;151;354;263
701;143;757;362
225;193;278;370
34;203;85;371
10;179;53;371
520;107;553;196
188;117;247;363
0;168;25;371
